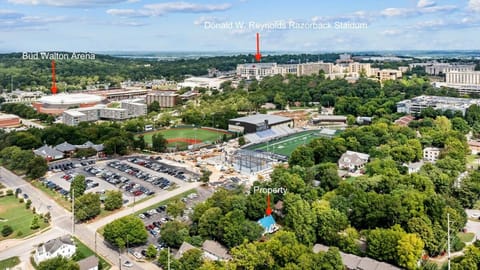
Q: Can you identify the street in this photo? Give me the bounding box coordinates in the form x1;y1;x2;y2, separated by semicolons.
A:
0;166;201;269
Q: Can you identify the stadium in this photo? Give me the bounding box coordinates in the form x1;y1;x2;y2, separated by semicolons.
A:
33;93;106;114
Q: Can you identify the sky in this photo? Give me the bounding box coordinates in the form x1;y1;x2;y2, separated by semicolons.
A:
0;0;480;52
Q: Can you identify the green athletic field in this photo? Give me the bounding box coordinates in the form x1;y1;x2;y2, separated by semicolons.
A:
245;130;328;157
141;127;230;146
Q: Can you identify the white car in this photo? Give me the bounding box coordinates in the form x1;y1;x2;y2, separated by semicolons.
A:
123;261;133;268
133;252;143;259
471;213;480;219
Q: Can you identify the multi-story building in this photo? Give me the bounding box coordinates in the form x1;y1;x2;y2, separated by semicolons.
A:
426;63;475;75
348;63;372;76
373;68;403;81
396;95;480;116
146;91;179;108
236;63;280;80
423;147;441;162
62;99;147;126
297;62;334;76
446;71;480;85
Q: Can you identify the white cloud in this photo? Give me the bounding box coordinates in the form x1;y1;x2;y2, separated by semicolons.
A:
381;8;413;17
0;9;68;30
417;0;435;8
381;29;404;36
107;2;232;17
469;0;480;12
7;0;127;7
193;16;226;25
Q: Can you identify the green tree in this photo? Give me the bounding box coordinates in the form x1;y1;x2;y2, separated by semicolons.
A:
70;175;86;198
397;233;425;270
289;146;315;167
315;208;349;245
104;190;123;211
146;244;158;259
25;199;32;209
166;199;186;218
30;214;40;229
238;136;246;146
160;221;189;248
283;194;317;245
74;193;101;221
38;257;79;270
452;117;470;134
103;216;148;249
26;156;48;179
148;101;161;113
179;249;204;270
200;169;212;184
152;133;168;152
198;207;222;238
366;225;405;264
134;135;146;150
1;225;13;237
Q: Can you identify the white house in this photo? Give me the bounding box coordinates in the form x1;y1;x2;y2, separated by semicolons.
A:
34;235;76;264
423;147;441;163
338;151;370;173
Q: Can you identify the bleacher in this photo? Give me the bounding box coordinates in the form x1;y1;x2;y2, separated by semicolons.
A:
256;129;277;138
244;127;297;145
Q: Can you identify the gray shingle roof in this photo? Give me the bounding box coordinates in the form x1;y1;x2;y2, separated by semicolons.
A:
34;145;64;159
43;235;74;254
202;240;231;260
175;242;198;259
75;141;104;152
55;141;76;152
78;255;99;270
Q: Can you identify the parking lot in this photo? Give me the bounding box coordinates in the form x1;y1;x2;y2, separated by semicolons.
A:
127;186;212;261
42;156;200;207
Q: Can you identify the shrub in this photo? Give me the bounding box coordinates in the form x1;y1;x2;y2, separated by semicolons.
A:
19;198;24;203
30;215;40;230
16;230;23;237
1;225;13;237
26;199;32;209
6;189;13;196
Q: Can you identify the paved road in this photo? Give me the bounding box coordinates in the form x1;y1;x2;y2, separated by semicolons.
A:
0;166;201;270
465;209;480;242
20;118;45;129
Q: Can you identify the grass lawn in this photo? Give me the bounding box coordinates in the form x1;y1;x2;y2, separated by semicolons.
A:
73;237;111;270
32;181;71;211
245;130;325;156
141;128;230;146
0;195;48;240
458;232;475;243
0;256;20;269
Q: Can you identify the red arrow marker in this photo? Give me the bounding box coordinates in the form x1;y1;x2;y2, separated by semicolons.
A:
255;33;262;62
51;60;57;94
265;193;272;216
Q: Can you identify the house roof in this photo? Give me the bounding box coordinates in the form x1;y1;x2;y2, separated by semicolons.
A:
175;242;198;260
405;160;424;171
274;200;284;210
34;145;64;158
338;151;370;166
55;141;76;152
43;235;74;254
78;255;99;270
75;141;104;152
202;240;231;260
258;215;276;230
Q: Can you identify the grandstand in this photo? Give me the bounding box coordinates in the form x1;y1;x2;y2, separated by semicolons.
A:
244;126;296;145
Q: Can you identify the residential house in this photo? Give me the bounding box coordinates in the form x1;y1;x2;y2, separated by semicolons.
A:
468;140;480;155
33;145;64;161
34;235;76;264
257;215;279;235
175;242;198;260
338;151;370;173
78;256;99;270
404;160;424;174
423;147;441;162
312;244;401;270
274;200;284;217
202;240;232;261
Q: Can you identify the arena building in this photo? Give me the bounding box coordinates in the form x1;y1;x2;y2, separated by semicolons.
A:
229;114;293;134
0;114;21;128
33;93;106;114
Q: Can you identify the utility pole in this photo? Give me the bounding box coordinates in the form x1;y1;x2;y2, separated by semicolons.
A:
71;188;75;236
448;213;451;270
168;247;171;270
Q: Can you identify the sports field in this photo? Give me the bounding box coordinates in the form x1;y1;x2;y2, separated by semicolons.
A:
245;130;326;157
141;127;231;147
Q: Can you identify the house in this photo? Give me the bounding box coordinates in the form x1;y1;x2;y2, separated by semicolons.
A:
468;140;480;154
356;116;373;125
404;160;424;174
55;142;76;156
423;147;441;162
274;200;284;217
202;240;231;261
338;151;370;173
175;242;198;260
34;235;76;264
394;115;415;127
78;255;99;270
312;244;401;270
33;145;64;161
75;141;104;152
257;215;279;235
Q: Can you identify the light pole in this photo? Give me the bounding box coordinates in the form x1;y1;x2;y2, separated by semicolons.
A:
71;188;75;236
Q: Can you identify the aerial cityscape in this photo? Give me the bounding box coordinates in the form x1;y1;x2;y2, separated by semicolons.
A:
1;0;480;270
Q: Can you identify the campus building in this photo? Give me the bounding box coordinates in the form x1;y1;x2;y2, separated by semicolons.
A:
62;99;147;126
145;91;179;108
33;93;106;115
0;113;20;128
396;95;480;116
409;62;476;75
228;114;293;134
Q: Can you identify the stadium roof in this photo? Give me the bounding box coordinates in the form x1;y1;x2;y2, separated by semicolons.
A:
230;114;291;126
38;93;104;105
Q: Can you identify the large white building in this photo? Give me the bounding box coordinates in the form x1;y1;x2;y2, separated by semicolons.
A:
34;235;76;264
63;98;147;126
396;95;480;116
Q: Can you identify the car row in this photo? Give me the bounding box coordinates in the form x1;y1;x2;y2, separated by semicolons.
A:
127;158;189;181
108;161;173;190
42;179;70;197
